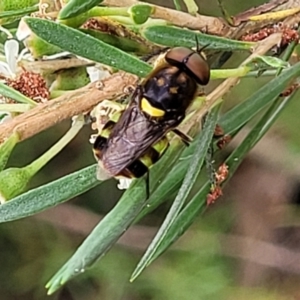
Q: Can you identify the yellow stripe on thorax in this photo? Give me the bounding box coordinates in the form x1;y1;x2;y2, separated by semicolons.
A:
141;98;165;117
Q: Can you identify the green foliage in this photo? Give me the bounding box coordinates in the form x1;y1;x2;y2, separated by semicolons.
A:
0;0;299;298
131;105;221;281
0;0;38;24
141;25;254;50
0;4;38;20
0;165;100;222
58;0;105;20
24;17;152;77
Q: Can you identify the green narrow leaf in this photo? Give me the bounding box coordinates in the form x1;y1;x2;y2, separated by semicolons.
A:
46;177;148;295
80;29;150;54
133;60;300;264
151;182;210;262
46;125;198;294
0;164;100;223
130;104;220;281
149;91;297;265
59;0;104;20
0;81;37;105
46;132;193;293
0;4;38;19
0;0;38;25
141;25;254;50
24;17;152;77
219;61;300;134
251;55;290;69
225;97;294;176
0;0;38;11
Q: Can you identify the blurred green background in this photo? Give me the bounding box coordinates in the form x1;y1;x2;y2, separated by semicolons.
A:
2;0;300;299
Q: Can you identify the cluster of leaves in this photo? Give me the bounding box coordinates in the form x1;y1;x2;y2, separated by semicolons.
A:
0;0;300;295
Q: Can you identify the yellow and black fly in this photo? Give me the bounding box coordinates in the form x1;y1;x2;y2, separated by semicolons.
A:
92;46;210;192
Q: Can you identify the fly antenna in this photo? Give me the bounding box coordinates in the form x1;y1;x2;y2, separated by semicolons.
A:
195;35;210;53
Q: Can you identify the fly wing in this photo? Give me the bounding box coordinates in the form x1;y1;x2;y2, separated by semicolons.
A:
101;104;171;176
96;160;114;181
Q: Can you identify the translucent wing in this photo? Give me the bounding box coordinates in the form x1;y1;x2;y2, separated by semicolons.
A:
96;160;113;181
100;103;176;176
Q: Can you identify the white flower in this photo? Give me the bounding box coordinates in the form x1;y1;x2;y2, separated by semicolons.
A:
0;39;19;78
16;18;32;42
117;178;133;190
87;65;110;82
0;39;32;79
0;40;20;123
0;39;32;123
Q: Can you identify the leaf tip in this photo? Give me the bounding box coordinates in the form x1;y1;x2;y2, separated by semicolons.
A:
129;267;143;283
45;274;66;295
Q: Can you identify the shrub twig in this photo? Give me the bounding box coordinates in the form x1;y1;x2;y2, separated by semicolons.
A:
0;72;138;143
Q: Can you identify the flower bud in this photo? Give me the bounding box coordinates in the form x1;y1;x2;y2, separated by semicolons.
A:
0;167;32;203
50;66;90;92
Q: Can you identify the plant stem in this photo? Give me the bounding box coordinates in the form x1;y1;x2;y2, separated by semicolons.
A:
0;103;33;112
25;115;85;177
211;66;252;79
90;6;129;17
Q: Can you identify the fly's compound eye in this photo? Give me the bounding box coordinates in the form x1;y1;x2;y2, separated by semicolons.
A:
165;47;210;85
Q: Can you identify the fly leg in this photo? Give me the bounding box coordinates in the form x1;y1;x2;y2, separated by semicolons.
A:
145;171;150;199
172;128;193;146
